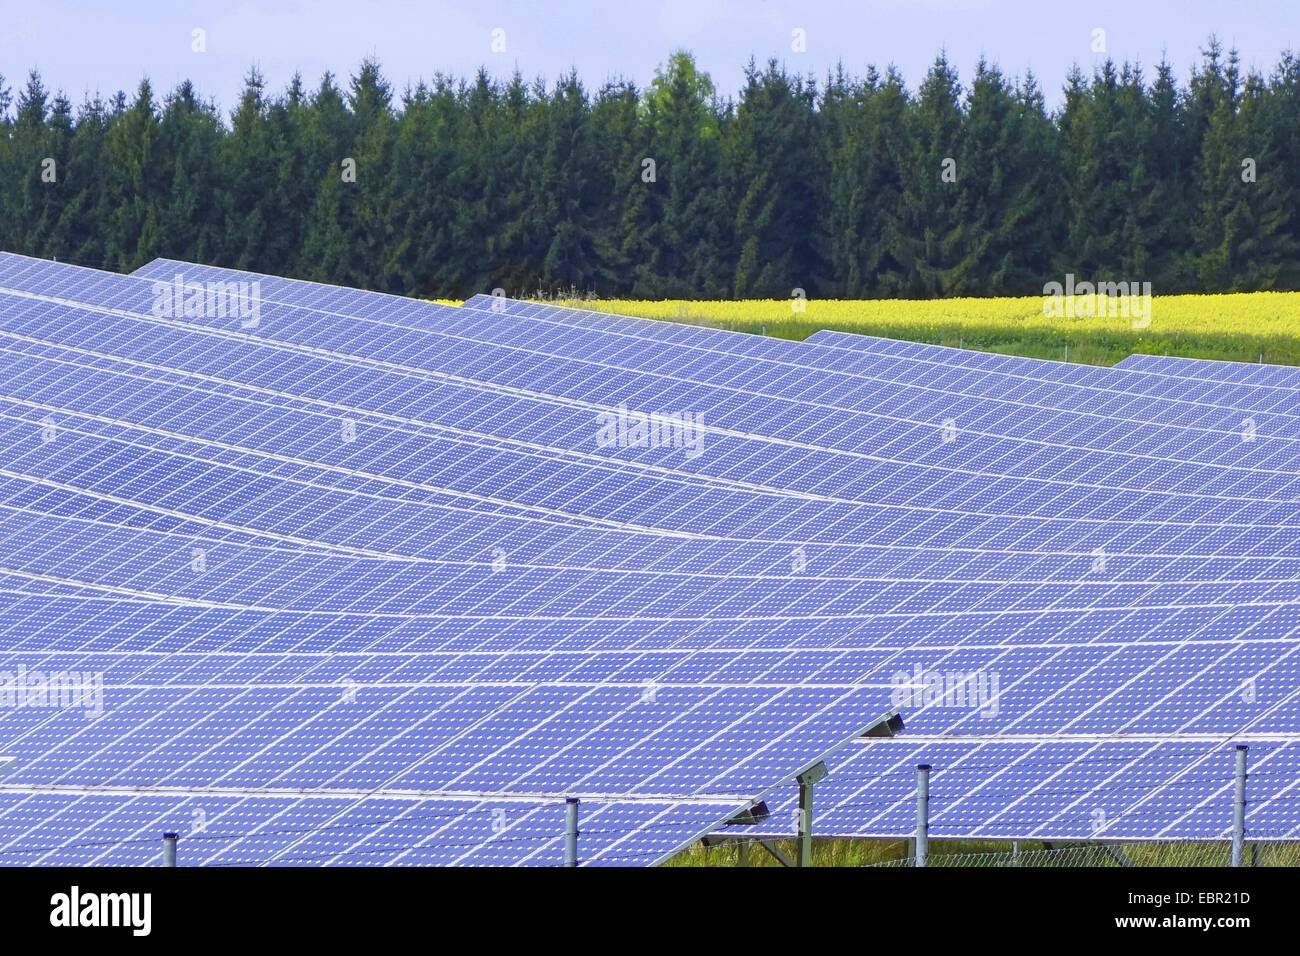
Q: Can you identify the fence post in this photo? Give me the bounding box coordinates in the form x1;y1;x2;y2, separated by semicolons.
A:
564;797;580;867
916;764;930;868
162;832;178;867
1231;746;1247;867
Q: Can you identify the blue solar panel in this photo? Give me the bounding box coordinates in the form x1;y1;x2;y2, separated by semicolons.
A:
0;255;1294;862
1115;351;1300;390
805;326;1300;421
0;789;738;866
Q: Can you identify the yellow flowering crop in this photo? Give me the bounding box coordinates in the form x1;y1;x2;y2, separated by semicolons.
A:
535;293;1300;366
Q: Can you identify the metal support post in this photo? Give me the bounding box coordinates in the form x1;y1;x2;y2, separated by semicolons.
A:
916;764;930;868
1231;746;1247;867
564;797;580;867
795;761;827;868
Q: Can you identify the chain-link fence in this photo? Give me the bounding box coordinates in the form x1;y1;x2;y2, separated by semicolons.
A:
669;837;1300;867
867;840;1300;867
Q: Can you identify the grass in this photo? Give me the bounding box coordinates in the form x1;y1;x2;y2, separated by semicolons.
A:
663;838;911;868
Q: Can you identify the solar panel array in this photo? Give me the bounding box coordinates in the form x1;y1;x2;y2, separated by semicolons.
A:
441;293;1300;843
0;254;1295;866
140;266;1300;842
0;253;927;866
746;328;1300;841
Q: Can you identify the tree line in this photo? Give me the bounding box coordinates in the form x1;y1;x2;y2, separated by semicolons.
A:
1;39;1296;299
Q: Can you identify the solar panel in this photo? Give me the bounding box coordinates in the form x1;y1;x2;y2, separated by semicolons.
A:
804;327;1300;421
114;265;1300;504
0;260;921;863
0;790;735;866
11;267;1300;574
463;292;1300;450
1115;351;1300;389
0;256;1296;861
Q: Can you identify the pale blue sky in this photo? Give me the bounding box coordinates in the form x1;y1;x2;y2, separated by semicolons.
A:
0;1;1294;112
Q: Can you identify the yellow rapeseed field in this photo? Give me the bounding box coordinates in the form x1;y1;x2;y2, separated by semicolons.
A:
538;292;1300;366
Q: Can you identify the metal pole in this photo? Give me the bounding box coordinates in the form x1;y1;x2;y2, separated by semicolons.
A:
162;831;178;867
797;780;814;868
793;762;826;868
916;764;930;868
564;797;580;867
1231;746;1247;867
